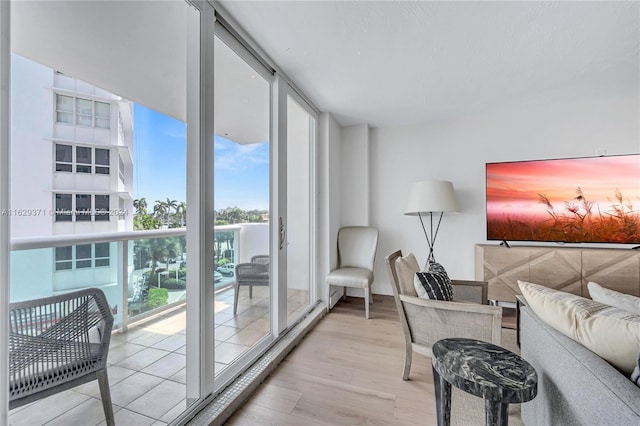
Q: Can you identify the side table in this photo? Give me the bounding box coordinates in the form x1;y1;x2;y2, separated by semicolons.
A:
431;338;537;426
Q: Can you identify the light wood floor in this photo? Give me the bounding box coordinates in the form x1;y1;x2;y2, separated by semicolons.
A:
225;295;522;426
225;295;438;425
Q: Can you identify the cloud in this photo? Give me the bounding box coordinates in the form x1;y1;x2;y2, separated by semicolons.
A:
214;137;269;171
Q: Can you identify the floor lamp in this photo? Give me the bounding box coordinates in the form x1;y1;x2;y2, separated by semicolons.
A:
404;180;459;265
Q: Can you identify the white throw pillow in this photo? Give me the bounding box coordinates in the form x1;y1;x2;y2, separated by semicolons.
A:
519;280;640;375
587;281;640;315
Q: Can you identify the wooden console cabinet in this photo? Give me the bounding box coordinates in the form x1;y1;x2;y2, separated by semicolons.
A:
475;244;640;302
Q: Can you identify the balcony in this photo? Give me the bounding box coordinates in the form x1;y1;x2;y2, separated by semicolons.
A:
7;225;300;425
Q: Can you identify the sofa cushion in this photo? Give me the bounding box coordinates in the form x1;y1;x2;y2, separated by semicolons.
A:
588;281;640;315
394;253;420;297
519;280;640;375
414;262;453;301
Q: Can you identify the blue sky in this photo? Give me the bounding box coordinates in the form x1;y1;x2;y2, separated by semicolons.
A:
133;104;270;211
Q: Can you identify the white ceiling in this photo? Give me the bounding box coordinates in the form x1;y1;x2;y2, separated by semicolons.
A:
218;0;639;127
11;0;270;144
10;1;640;133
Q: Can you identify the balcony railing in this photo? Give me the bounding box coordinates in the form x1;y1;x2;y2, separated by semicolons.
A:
10;225;246;332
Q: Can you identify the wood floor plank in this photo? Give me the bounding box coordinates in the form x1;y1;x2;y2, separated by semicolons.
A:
225;295;522;426
246;383;302;415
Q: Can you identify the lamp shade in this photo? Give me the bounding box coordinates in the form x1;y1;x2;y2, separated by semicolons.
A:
404;180;460;215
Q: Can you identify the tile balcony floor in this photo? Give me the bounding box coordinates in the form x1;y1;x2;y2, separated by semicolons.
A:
9;286;309;426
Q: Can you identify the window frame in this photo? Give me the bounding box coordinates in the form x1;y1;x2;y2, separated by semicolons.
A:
54;193;111;223
54;143;73;172
75;146;92;174
53;143;111;176
54;93;111;129
54;243;111;271
95;148;110;175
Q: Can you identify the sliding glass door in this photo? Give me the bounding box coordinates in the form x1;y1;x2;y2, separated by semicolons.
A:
211;29;273;383
286;93;317;326
1;2;320;424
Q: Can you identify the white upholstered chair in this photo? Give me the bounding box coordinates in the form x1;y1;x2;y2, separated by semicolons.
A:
385;250;502;380
326;226;379;319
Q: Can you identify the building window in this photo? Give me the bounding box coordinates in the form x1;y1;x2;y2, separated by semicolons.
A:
55;94;110;129
95;148;110;174
55;144;73;172
54;144;111;176
95;243;110;267
54;193;111;222
55;246;73;271
54;244;110;271
76;244;92;268
95;102;110;129
118;155;125;183
56;94;73;124
75;98;93;127
95;195;110;221
76;146;92;173
76;194;92;221
55;193;73;222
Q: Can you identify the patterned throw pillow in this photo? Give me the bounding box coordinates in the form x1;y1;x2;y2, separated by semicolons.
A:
632;353;640;387
413;262;454;301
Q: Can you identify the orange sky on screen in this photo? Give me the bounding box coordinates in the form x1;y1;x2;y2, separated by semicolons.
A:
486;156;640;217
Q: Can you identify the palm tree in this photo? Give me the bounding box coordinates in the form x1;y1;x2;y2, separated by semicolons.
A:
164;198;178;225
153;200;167;225
176;201;187;226
133;197;147;215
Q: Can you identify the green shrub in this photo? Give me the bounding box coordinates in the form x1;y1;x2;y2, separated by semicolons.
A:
146;288;168;309
217;258;231;267
160;278;186;290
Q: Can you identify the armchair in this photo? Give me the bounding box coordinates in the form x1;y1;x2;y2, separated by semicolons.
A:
234;255;270;315
385;250;502;380
326;226;379;319
9;288;114;425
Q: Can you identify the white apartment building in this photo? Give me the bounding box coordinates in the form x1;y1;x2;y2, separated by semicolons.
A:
9;54;134;303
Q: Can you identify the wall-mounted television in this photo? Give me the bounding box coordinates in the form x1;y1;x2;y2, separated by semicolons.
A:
486;154;640;244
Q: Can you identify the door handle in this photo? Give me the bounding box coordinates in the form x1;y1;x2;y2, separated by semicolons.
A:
279;217;286;250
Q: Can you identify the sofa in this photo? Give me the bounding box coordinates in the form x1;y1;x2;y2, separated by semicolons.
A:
520;305;640;425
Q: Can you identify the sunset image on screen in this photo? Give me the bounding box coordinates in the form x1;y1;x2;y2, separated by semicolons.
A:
486;155;640;243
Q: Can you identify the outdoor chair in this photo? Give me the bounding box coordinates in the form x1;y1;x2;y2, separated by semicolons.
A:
326;226;379;319
250;254;270;265
234;256;270;314
9;288;115;425
385;250;502;380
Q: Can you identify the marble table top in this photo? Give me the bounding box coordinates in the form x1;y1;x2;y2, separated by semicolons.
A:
432;338;537;404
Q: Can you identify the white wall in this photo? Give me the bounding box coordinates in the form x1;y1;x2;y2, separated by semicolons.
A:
369;95;640;295
237;223;269;264
340;123;370;226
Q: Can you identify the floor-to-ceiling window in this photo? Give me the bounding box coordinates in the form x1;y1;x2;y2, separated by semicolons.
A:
3;2;321;424
211;30;274;382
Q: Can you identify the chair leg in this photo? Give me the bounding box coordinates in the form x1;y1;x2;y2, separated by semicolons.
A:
97;369;115;426
249;285;253;299
364;288;370;319
234;283;239;315
402;346;413;380
343;287;347;300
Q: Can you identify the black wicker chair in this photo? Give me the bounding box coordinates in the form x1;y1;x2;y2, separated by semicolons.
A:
9;288;115;425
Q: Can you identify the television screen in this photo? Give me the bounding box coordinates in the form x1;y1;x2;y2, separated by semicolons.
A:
486;154;640;244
